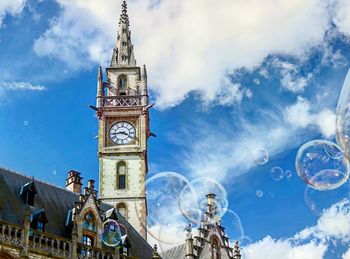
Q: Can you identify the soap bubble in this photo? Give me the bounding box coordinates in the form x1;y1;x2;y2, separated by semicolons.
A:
295;140;349;190
52;170;57;176
157;212;196;253
256;190;264;198
270;167;284;181
220;209;245;243
101;219;122;247
252;148;269;165
336;68;350;160
23;121;29;127
138;172;195;239
285;170;293;179
304;171;350;217
179;177;228;224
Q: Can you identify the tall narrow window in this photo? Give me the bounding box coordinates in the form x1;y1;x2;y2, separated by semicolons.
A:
117;203;127;218
117;162;126;189
118;75;127;95
37;221;44;232
82;235;93;246
82;212;95;231
211;238;221;259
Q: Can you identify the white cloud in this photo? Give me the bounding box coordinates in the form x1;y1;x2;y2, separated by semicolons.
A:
0;81;47;98
243;237;326;259
334;0;350;36
343;248;350;259
0;0;26;27
33;0;336;107
243;199;350;259
284;97;336;137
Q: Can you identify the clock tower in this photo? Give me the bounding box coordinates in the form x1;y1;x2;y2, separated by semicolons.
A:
95;0;150;239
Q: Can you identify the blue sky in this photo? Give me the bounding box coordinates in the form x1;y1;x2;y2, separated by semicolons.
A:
2;0;350;258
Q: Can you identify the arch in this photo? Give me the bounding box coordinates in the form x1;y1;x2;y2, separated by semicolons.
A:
116;161;127;189
118;75;127;95
117;203;127;218
82;212;96;231
210;235;221;259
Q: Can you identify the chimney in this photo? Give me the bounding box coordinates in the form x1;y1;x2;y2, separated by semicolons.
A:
206;193;217;221
66;170;83;194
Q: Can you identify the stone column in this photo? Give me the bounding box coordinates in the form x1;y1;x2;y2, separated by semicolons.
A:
20;205;31;258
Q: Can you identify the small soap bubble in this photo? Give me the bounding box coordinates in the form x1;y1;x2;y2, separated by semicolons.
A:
285;170;293;179
295;139;349;190
256;190;264;198
101;219;123;247
252;148;269;165
270;167;284;181
52;170;57;176
23;121;29;127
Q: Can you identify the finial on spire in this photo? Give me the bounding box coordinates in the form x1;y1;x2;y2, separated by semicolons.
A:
119;0;129;26
152;244;160;258
233;241;242;259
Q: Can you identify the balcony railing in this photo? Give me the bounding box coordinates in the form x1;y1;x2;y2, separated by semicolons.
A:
77;243;116;259
29;229;71;258
99;95;147;108
0;221;23;247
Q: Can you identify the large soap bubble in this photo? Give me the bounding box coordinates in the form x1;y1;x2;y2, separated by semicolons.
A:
295;140;349;190
136;172;196;239
336;69;350;160
101;219;122;247
304;171;350;217
179;177;229;224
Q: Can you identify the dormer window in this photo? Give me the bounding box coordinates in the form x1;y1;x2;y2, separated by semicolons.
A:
30;209;48;233
83;212;95;231
37;221;44;232
20;181;37;206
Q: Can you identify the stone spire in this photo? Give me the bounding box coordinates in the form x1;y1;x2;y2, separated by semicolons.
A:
233;241;242;259
110;0;136;68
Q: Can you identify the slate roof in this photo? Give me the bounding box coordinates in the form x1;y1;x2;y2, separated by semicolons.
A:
161;244;186;259
0;167;154;258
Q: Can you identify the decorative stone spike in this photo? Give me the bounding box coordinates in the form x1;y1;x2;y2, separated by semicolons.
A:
233;241;242;259
152;244;160;259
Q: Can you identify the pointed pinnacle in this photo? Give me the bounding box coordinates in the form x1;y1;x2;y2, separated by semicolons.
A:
119;0;129;25
98;66;103;82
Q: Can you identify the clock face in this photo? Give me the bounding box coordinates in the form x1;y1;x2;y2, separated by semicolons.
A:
109;121;136;145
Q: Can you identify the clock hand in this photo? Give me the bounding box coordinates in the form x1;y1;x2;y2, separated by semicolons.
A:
116;131;128;136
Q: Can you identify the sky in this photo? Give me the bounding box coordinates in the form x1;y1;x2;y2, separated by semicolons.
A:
1;0;350;258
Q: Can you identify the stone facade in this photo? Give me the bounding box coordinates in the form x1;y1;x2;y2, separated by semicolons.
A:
96;0;150;240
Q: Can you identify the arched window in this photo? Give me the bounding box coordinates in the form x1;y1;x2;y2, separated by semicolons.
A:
117;162;127;189
82;212;95;231
118;75;127;95
211;237;221;259
117;203;127;218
